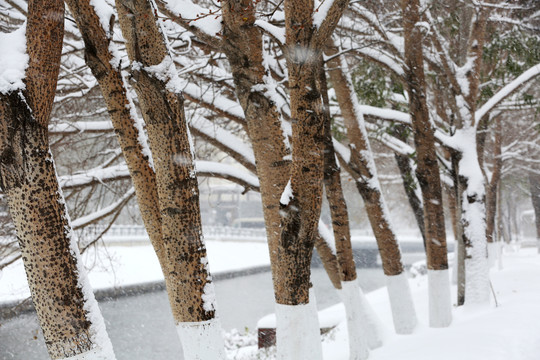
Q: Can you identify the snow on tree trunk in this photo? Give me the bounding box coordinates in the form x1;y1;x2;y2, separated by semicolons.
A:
456;128;490;305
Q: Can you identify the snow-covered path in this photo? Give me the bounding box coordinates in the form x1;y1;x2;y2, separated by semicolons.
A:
320;248;540;360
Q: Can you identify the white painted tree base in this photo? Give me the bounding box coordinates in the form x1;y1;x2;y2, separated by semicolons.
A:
386;273;417;334
276;297;323;360
427;269;452;328
338;280;376;358
176;318;226;360
487;242;498;268
63;346;115;360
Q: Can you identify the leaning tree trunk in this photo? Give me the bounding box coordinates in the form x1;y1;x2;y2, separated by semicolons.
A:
327;48;417;334
319;62;381;353
402;0;452;327
0;1;115;358
115;0;225;358
65;0;168;277
485;116;502;265
390;125;427;248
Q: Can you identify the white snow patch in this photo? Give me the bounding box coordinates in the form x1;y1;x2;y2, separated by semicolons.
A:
280;179;293;206
202;282;217;313
89;0;115;37
313;0;336;28
162;0;222;37
0;24;28;94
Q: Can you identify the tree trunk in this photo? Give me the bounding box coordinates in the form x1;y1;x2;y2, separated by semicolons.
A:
319;58;378;354
529;172;540;253
220;0;292;287
391;127;427;248
402;0;451;327
485;116;502;265
327;47;417;334
64;0;167;276
0;1;115;358
115;0;224;357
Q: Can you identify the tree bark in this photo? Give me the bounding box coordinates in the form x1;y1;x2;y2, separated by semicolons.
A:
326;47;417;334
318;61;357;283
391;126;427;248
64;0;167;273
529;172;540;253
0;1;115;358
485;116;502;265
402;0;451;327
220;0;343;294
114;0;224;357
220;0;291;286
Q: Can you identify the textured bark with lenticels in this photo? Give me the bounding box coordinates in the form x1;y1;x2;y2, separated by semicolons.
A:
0;1;115;358
115;0;219;330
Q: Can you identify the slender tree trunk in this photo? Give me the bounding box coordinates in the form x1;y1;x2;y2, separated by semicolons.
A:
459;7;491;307
391;127;427;248
0;1;115;358
485;116;502;265
451;151;467;306
327;47;417;334
115;0;224;357
64;0;167;275
402;0;451;327
529;172;540;253
319;58;379;355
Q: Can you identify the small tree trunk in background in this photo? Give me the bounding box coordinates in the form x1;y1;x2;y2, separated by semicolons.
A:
485;116;502;266
327;48;417;334
451;152;467;306
319;63;382;352
115;0;224;357
529;172;540;253
0;1;115;358
402;0;452;327
388;124;426;248
393;136;427;248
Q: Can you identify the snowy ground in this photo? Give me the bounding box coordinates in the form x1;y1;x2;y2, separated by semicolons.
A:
231;247;540;360
0;241;270;304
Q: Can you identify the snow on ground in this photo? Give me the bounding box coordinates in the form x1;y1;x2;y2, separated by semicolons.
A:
233;247;540;360
322;247;540;360
0;241;270;304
